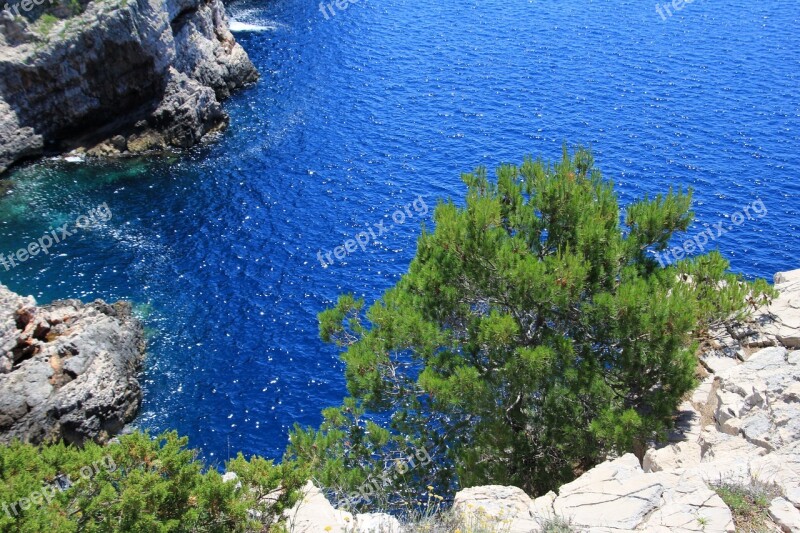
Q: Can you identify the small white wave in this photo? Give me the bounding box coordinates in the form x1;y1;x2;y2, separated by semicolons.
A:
229;20;273;32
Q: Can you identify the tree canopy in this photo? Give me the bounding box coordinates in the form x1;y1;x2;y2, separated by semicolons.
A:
288;147;775;503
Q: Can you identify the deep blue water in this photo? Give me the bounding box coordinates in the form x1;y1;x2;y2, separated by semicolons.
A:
0;0;798;463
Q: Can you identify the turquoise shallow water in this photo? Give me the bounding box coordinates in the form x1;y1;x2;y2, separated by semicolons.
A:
0;0;798;462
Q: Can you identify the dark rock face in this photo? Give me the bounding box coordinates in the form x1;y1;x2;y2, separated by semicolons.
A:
0;0;258;173
0;284;146;445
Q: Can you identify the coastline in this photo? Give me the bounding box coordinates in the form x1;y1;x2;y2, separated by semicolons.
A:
0;0;258;175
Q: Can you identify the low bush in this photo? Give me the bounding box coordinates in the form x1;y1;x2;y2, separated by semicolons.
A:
0;431;305;532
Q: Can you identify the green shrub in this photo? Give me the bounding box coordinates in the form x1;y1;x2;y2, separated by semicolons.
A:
288;147;776;501
0;431;305;532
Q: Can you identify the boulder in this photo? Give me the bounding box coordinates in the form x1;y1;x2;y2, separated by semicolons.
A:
642;471;734;532
749;443;800;508
353;513;402;533
284;482;353;533
452;485;543;533
0;284;145;445
643;442;702;473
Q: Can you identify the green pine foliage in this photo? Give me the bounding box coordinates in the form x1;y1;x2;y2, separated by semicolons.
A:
288;147;776;501
0;147;778;525
0;431;305;532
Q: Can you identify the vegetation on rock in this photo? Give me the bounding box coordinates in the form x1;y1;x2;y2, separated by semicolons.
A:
0;148;778;529
0;431;305;532
288;147;775;505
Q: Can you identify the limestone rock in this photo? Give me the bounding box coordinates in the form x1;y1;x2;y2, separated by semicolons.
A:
452;485;542;533
553;454;663;530
769;497;800;533
0;284;145;445
642;471;734;532
353;513;401;533
643;441;702;473
0;0;258;174
668;400;703;443
284;482;353;533
749;443;800;508
730;270;800;349
530;491;556;523
702;354;740;374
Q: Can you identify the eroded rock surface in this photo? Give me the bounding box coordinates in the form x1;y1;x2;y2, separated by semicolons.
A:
0;284;145;444
0;0;258;174
452;269;800;532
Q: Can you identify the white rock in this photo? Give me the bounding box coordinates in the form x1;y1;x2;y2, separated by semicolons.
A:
775;270;800;285
668;401;703;443
530;491;556;522
553;454;663;530
702;355;740;374
643;442;702;473
699;427;767;464
222;471;242;490
452;485;541;533
765;277;800;348
284;482;353;533
353;512;401;533
719;417;743;436
769;498;800;533
692;377;716;407
739;411;775;451
782;382;800;402
715;389;745;426
642;471;734;532
750;446;800;508
769;497;800;533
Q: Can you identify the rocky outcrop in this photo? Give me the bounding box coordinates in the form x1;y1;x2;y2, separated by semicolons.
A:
0;284;145;445
268;269;800;532
452;268;800;532
284;482;402;533
0;0;258;174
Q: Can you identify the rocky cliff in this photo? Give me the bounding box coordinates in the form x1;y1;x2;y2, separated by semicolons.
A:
0;284;145;445
283;269;800;532
452;268;800;532
0;0;258;174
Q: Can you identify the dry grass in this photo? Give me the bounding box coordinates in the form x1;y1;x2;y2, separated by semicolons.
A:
712;481;781;532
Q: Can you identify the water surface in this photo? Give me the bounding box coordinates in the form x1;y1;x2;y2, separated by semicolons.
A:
1;0;798;461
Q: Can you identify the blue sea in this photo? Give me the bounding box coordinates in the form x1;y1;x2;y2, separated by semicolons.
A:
0;0;798;463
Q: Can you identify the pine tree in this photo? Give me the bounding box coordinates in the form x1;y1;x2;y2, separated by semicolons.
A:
288;147;775;505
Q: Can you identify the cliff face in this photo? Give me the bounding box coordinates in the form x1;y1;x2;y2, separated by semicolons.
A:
0;0;258;174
